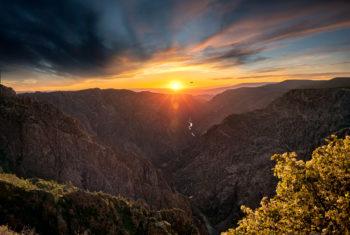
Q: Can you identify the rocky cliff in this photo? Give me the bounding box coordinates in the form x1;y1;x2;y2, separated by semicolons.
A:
173;88;350;232
0;85;190;213
23;89;204;168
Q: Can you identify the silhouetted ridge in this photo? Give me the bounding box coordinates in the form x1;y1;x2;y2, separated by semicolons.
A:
198;77;350;131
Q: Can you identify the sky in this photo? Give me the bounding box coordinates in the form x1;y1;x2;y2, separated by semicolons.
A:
1;0;350;92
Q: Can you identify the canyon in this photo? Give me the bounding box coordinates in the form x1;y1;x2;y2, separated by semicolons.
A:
1;77;350;234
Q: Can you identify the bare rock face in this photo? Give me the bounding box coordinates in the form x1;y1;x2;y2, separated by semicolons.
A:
24;89;204;168
0;86;190;213
173;88;350;232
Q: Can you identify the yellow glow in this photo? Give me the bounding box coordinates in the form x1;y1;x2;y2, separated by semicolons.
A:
5;46;345;93
168;81;184;91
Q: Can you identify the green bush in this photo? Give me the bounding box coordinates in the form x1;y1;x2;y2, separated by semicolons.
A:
225;136;350;234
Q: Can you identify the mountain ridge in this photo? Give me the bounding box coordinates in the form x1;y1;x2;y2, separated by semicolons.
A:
23;88;204;168
198;77;350;131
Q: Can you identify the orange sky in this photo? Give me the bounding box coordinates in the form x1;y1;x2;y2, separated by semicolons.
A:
2;1;350;93
4;54;349;93
4;38;350;93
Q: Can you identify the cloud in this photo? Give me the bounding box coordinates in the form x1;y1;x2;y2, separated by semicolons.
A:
0;0;349;81
189;45;266;69
193;1;350;51
0;0;148;77
1;1;100;76
235;72;350;80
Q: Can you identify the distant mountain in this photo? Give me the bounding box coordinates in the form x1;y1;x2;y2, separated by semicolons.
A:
199;77;350;131
197;82;275;97
173;87;350;233
0;173;199;235
304;77;350;88
23;89;204;168
132;82;273;99
0;85;191;213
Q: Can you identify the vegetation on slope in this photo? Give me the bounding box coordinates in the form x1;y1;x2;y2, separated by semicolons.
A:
0;174;198;235
225;136;350;234
0;225;36;235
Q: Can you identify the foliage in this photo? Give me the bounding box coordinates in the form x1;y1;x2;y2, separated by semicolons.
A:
0;225;36;235
225;136;350;234
0;174;198;235
0;173;76;197
0;226;20;235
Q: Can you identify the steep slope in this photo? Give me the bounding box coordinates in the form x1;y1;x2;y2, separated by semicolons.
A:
24;89;204;167
199;77;350;131
24;78;349;169
0;85;190;213
0;173;199;235
173;88;350;232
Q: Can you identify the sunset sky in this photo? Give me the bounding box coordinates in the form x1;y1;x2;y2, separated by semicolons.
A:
1;0;350;92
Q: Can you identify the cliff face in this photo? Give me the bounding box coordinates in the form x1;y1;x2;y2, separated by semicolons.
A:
173;88;350;232
24;89;204;167
0;85;190;213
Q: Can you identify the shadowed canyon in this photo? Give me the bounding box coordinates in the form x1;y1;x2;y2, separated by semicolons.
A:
1;77;350;234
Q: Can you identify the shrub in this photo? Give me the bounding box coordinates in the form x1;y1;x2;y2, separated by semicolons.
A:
225;136;350;234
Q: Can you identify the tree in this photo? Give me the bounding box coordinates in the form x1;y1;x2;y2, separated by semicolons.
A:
225;136;350;234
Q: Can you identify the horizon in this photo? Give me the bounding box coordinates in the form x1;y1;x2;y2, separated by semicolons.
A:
1;1;350;92
5;77;348;97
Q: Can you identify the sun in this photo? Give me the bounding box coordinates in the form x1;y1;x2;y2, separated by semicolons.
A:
169;81;183;91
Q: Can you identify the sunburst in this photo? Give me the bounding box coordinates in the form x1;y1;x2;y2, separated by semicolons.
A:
169;81;183;91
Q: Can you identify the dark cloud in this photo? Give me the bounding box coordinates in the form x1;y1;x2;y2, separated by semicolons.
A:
215;47;266;64
0;0;140;76
0;0;349;78
204;46;266;68
236;72;350;80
